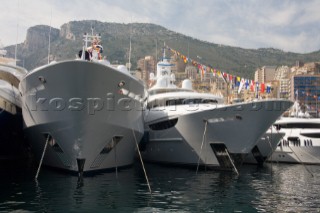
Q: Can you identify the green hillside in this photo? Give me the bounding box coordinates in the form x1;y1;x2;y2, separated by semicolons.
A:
5;20;320;78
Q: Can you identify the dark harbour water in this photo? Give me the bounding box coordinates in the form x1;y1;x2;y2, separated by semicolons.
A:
1;161;320;213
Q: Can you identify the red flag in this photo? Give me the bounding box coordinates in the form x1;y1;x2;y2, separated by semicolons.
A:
260;83;265;93
250;80;255;92
229;75;233;82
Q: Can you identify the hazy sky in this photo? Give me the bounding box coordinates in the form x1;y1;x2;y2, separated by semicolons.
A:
1;0;320;53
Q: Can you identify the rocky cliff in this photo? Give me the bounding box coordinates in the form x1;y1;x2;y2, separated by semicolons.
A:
4;20;320;77
24;25;60;51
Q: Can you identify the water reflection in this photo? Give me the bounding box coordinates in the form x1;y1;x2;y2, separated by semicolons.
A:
249;164;320;212
0;162;320;212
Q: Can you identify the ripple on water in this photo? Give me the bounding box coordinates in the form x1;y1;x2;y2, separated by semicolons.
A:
1;163;320;212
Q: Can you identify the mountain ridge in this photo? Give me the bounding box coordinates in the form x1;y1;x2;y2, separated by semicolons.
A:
4;20;320;78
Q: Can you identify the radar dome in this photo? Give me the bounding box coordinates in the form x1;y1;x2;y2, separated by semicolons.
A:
150;72;155;80
170;73;176;82
155;77;167;88
182;79;192;90
117;65;128;73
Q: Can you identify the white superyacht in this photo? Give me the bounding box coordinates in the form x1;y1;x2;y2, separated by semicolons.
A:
19;33;146;174
244;126;284;165
0;50;28;161
268;102;320;164
140;51;292;171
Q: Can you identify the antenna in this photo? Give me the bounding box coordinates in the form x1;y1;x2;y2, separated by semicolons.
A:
128;17;133;73
129;27;132;72
14;0;20;66
155;38;158;62
163;42;166;60
91;24;94;36
47;8;52;64
187;41;190;59
155;38;158;73
81;32;87;60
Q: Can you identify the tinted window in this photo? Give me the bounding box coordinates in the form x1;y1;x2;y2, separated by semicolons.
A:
149;118;178;130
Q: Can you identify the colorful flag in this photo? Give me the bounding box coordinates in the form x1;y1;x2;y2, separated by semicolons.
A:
245;79;249;90
229;74;233;82
250;80;255;92
238;78;245;94
236;77;241;87
266;85;271;93
260;83;265;93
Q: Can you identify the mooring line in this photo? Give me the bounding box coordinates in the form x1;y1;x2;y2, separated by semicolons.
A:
225;148;239;176
196;120;208;174
288;146;314;177
132;128;152;194
266;127;274;175
35;134;50;180
113;137;118;179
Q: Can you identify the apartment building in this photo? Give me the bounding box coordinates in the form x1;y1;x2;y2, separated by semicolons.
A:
291;75;320;117
254;66;277;83
136;55;156;83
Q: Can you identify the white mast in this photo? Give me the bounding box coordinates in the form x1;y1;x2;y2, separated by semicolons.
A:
14;0;20;66
129;28;132;72
164;42;166;56
128;18;133;73
47;8;52;64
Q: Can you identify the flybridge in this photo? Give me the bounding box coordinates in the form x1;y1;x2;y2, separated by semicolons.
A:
80;32;104;61
157;63;174;67
82;32;101;49
0;49;7;56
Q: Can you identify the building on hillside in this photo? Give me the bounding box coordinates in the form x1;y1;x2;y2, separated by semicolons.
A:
290;75;320;117
254;66;277;83
185;65;197;80
303;62;320;75
278;79;290;99
136;55;156;84
274;66;290;99
134;69;143;80
274;66;289;80
291;62;320;75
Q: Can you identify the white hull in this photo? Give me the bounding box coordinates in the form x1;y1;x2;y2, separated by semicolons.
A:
19;60;145;173
0;63;27;161
142;100;292;169
267;117;320;164
0;62;27;110
268;146;320;164
244;130;284;164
